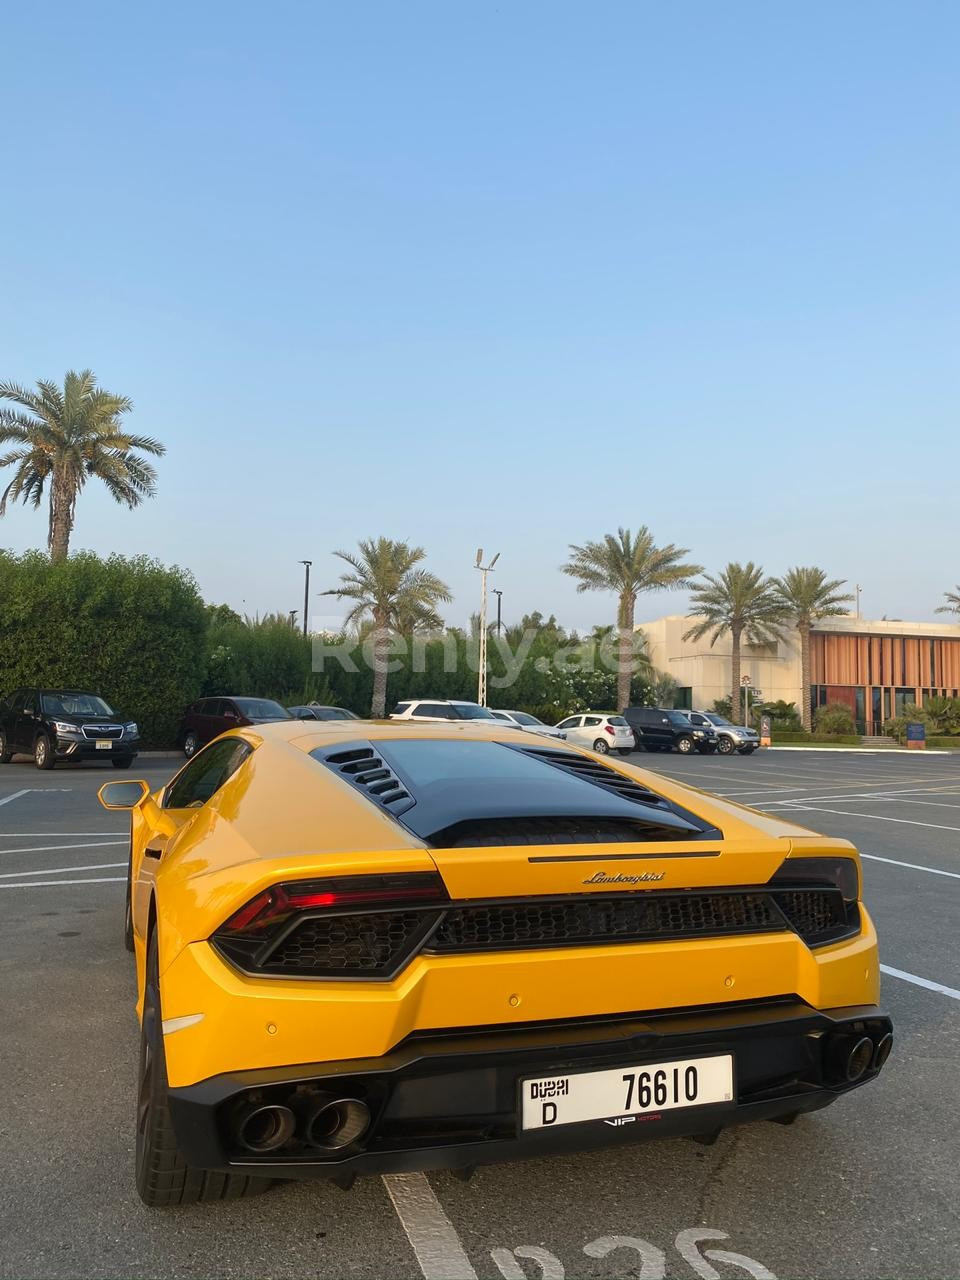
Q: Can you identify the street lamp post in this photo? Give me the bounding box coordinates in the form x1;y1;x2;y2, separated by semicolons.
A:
493;589;503;635
300;561;312;637
741;674;752;727
474;549;500;706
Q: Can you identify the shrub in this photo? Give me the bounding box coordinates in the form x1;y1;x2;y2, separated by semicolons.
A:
0;550;207;747
813;702;857;736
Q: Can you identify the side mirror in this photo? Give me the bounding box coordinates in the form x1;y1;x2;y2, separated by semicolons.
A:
98;779;150;810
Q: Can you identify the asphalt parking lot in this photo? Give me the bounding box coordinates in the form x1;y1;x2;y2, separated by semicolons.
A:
1;749;958;1280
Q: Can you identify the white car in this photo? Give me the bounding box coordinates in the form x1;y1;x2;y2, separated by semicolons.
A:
389;699;498;723
487;709;567;740
554;712;635;756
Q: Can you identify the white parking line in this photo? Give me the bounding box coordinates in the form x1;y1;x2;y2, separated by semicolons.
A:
0;876;126;888
0;831;124;837
780;804;960;833
0;790;32;807
0;840;127;856
862;854;960;880
0;862;126;878
881;965;960;1002
383;1173;478;1279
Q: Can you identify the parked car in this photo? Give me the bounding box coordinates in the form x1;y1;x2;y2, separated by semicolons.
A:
99;717;891;1206
287;705;361;721
681;711;760;755
488;709;567;739
623;706;718;755
554;712;635;755
0;687;139;770
178;697;292;757
389;699;498;722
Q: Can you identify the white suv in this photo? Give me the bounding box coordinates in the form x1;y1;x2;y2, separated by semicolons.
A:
389;699;498;723
554;713;635;755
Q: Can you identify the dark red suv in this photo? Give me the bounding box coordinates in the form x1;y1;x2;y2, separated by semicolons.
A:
178;696;292;757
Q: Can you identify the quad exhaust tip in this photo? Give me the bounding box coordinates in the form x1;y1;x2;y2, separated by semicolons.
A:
872;1031;893;1071
236;1103;296;1153
304;1096;371;1150
845;1036;875;1082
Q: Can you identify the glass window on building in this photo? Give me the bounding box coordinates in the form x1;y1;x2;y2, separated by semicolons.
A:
894;688;915;716
675;686;692;709
854;688;865;731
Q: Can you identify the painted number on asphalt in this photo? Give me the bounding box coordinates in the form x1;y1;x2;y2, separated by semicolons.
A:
491;1228;776;1279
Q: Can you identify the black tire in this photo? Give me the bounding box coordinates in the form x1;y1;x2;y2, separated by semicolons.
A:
698;744;718;754
0;730;11;764
592;738;610;755
136;929;272;1207
182;731;199;759
113;754;134;769
676;735;694;754
34;735;55;770
617;747;633;756
716;736;736;755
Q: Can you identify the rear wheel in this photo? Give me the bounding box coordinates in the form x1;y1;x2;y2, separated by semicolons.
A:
592;738;610;755
136;929;271;1206
676;735;694;754
182;731;199;759
0;730;11;764
716;736;736;755
34;735;55;770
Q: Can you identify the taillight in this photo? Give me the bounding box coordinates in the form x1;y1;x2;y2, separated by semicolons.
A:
604;725;615;735
770;856;859;902
220;872;449;936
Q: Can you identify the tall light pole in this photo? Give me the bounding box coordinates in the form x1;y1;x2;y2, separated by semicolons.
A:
300;561;312;637
475;549;500;706
855;584;862;619
493;589;503;635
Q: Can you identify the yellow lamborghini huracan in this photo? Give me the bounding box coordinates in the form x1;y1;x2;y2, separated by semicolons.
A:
99;719;892;1207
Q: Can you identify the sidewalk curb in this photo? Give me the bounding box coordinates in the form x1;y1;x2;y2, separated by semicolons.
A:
766;746;952;755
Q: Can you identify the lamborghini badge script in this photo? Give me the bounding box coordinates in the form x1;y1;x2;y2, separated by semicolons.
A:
582;870;665;886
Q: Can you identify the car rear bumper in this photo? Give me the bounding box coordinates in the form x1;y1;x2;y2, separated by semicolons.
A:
167;998;892;1180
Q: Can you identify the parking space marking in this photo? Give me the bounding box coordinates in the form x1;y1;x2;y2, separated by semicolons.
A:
0;876;126;888
383;1172;478;1280
881;964;960;1002
0;862;126;878
862;853;960;880
0;789;33;807
0;840;127;856
0;831;124;837
780;803;960;833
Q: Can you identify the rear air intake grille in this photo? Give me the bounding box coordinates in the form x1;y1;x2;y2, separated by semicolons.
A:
425;891;785;953
518;746;671;809
323;747;414;813
773;889;855;946
257;910;444;978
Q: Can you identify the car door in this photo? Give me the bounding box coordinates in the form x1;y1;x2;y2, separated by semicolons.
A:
556;714;585;745
131;738;255;940
16;691;40;750
580;715;604;748
4;691;27;749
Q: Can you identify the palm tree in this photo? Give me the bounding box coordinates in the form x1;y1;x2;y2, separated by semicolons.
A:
0;370;164;560
562;527;702;713
323;538;451;716
773;567;854;731
936;588;960;616
684;563;786;724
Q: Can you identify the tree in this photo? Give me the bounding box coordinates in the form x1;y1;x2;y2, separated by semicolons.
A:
773;566;854;731
0;370;164;560
683;562;786;724
936;587;960;616
323;538;451;716
648;670;679;708
562;527;701;714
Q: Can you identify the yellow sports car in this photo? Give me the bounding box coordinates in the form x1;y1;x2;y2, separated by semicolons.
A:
100;719;892;1207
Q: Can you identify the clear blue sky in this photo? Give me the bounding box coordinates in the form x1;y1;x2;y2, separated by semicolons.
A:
2;1;957;632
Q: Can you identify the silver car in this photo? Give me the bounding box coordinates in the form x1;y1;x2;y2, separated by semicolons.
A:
683;711;759;755
488;709;567;740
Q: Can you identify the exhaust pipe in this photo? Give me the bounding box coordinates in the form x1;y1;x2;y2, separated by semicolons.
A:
304;1095;371;1150
844;1035;874;1082
235;1102;296;1153
872;1031;893;1071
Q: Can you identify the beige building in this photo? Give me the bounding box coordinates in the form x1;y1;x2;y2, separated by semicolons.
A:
637;614;960;733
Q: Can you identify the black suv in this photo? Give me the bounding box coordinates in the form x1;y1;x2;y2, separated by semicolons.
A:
0;688;140;770
623;706;718;755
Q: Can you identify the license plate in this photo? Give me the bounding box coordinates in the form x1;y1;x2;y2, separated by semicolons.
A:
521;1054;733;1130
96;740;112;750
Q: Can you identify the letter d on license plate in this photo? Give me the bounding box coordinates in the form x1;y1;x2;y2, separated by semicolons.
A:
521;1054;733;1129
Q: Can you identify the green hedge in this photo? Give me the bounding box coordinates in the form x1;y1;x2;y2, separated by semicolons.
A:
921;736;960;751
772;730;862;745
0;550;207;748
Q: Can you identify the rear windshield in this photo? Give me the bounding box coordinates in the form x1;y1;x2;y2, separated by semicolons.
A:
607;716;629;726
42;693;113;717
511;712;540;726
452;704;497;720
232;698;291;718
